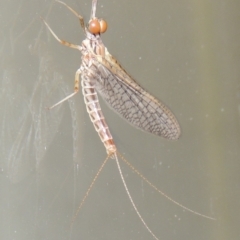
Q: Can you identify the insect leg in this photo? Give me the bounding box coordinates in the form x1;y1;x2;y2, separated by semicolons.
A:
56;1;85;31
49;68;81;109
41;17;82;51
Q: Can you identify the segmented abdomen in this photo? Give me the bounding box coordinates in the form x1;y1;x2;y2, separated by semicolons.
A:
81;76;116;155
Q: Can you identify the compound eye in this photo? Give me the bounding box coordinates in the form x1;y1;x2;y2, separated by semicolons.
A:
88;19;101;34
99;19;107;33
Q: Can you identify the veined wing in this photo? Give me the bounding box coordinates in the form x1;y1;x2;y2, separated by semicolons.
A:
93;52;181;140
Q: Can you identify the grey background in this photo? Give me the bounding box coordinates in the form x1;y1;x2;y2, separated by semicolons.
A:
1;0;240;240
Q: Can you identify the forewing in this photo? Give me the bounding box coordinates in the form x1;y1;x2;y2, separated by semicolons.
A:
94;60;181;140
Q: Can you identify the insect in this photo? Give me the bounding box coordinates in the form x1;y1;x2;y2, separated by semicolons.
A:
42;1;214;239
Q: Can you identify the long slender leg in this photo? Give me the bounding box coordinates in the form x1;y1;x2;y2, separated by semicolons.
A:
56;1;85;30
41;17;81;50
49;68;81;109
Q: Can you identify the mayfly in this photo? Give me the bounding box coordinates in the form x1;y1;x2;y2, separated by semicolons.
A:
42;0;214;239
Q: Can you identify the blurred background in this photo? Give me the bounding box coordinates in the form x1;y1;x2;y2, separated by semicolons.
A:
0;0;239;239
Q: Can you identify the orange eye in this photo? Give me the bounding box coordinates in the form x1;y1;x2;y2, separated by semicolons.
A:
99;19;107;33
88;19;101;34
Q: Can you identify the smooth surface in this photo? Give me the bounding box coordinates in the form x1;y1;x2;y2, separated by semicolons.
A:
1;0;240;240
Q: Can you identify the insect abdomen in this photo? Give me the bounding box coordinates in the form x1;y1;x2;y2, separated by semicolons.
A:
81;77;116;155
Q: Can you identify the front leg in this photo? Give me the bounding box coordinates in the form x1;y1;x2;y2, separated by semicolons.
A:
41;17;82;51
